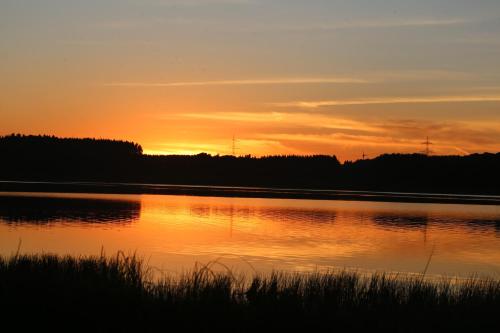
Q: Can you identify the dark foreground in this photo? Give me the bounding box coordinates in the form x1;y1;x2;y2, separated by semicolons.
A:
1;254;499;332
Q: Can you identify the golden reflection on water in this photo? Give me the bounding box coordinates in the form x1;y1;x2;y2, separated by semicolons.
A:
1;192;500;278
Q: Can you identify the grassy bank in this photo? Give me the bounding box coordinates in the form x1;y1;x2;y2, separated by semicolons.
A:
1;254;499;332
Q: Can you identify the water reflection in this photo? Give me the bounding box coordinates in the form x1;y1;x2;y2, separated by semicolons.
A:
450;218;500;233
0;193;500;277
372;214;428;230
466;219;500;233
0;195;141;225
189;205;337;225
368;212;500;234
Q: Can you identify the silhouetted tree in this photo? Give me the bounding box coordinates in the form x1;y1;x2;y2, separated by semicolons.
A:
1;134;499;194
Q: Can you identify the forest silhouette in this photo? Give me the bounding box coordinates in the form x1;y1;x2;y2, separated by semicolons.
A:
1;134;499;195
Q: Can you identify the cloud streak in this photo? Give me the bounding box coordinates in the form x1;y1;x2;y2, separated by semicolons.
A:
272;18;471;32
274;95;500;108
138;0;253;6
153;109;500;158
104;77;370;87
170;111;382;133
103;70;478;89
339;18;470;29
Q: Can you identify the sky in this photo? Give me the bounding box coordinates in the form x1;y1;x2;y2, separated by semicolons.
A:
1;0;500;160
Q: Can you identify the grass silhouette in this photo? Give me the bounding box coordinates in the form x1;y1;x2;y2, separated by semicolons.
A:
1;253;499;332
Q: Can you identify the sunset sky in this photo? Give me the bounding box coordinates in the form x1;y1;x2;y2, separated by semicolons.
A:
2;0;500;161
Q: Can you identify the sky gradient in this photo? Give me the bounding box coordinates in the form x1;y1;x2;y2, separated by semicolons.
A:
2;0;500;160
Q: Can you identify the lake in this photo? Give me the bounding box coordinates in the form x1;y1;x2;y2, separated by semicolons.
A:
1;191;500;278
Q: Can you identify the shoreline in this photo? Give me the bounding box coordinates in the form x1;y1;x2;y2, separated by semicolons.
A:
1;180;500;206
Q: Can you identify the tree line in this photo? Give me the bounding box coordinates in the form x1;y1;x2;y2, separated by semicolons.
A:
1;134;499;194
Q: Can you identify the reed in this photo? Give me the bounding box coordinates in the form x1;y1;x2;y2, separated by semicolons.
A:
1;253;499;332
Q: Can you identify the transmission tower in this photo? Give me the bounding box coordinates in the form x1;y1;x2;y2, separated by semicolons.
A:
232;135;237;156
422;137;433;156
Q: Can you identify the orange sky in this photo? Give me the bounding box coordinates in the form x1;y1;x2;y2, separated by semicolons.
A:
2;0;500;161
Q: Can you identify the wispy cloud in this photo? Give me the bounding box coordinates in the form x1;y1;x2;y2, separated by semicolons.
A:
253;118;500;156
367;70;473;82
153;110;500;158
103;70;476;88
274;95;500;108
273;18;470;32
180;112;287;122
341;18;469;29
164;111;383;134
104;77;370;87
137;0;253;6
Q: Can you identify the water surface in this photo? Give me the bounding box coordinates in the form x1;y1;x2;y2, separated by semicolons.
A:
1;192;500;278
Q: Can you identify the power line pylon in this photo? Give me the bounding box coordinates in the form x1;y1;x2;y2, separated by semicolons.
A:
232;135;237;156
422;136;433;156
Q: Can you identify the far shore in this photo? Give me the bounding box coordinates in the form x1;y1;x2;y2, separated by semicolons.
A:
1;180;500;206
